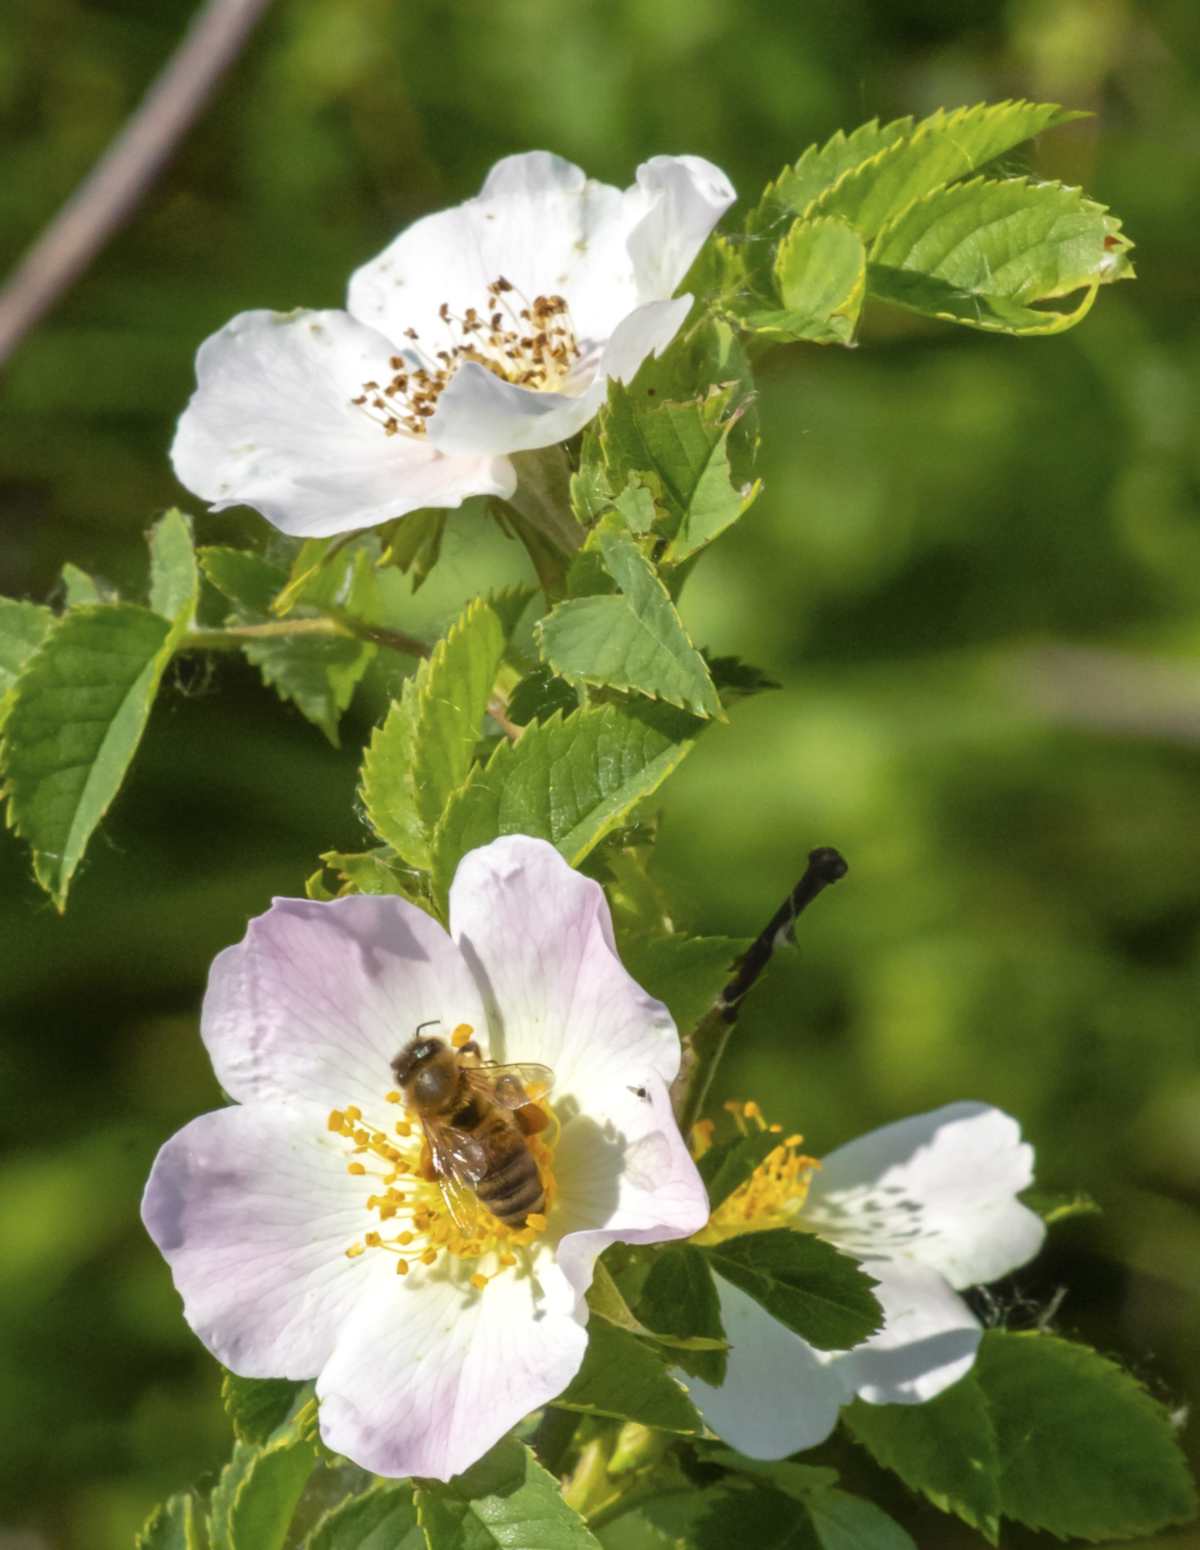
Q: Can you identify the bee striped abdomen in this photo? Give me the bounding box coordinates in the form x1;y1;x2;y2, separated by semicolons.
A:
475;1144;545;1226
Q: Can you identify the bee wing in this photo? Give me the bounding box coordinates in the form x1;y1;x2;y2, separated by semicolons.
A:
466;1061;555;1110
422;1120;488;1236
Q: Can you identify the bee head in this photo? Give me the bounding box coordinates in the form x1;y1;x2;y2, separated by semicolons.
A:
391;1035;458;1112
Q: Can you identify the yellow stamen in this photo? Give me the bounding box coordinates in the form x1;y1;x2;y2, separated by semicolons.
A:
385;1090;402;1104
347;1162;366;1176
525;1212;547;1232
470;1273;488;1291
395;1258;409;1276
345;1242;365;1259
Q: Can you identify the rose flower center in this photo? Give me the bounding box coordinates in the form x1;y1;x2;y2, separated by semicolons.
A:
693;1099;820;1245
351;276;584;438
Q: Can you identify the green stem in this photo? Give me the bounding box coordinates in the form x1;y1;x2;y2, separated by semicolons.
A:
181;611;430;661
562;1434;614;1516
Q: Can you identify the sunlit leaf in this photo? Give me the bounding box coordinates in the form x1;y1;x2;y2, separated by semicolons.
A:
617;934;748;1035
135;1492;204;1550
220;1372;305;1447
207;1436;318;1550
538;521;722;717
868;177;1131;335
148;508;199;623
199;547;287;614
1;606;175;907
703;1229;882;1350
738;217;866;345
430;703;698;908
415;1436;601;1550
305;1482;421;1550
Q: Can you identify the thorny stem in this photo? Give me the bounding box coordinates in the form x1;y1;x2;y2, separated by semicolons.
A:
673;846;849;1133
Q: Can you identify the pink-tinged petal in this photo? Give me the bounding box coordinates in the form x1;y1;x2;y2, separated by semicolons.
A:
425;359;606;457
600;296;693;384
803;1103;1046;1290
553;1073;709;1304
203;895;487;1112
171;308;514;537
347;153;634;347
448;837;681;1094
141;1104;390;1378
625;156;737;303
833;1260;981;1406
316;1255;585;1479
680;1274;849;1459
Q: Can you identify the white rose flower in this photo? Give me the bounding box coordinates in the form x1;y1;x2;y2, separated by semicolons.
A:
141;836;707;1480
171;152;735;537
683;1102;1046;1457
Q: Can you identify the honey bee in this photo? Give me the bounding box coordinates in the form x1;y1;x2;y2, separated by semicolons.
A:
391;1026;554;1232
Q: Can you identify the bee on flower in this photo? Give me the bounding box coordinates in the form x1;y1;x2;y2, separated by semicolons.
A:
141;836;708;1480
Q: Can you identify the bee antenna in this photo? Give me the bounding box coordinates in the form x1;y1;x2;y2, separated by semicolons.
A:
415;1018;441;1035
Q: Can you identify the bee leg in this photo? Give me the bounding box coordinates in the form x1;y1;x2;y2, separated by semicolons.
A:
515;1103;550;1136
458;1040;482;1062
418;1140;438;1183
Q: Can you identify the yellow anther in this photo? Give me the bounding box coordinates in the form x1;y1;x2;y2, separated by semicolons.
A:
345;1242;365;1259
743;1100;762;1120
365;1232;382;1248
347;1162;366;1176
451;1023;475;1049
353;1128;370;1147
525;1212;547;1232
385;1090;402;1104
421;1248;438;1266
397;1231;414;1246
327;1109;346;1132
470;1272;489;1290
395;1121;412;1137
769;1123;783;1133
500;1252;517;1268
784;1134;806;1149
395;1258;409;1276
344;1105;362;1122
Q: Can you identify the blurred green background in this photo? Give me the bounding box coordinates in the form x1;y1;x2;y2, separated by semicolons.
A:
2;0;1199;1544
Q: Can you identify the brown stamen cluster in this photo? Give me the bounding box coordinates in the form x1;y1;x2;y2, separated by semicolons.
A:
352;277;582;437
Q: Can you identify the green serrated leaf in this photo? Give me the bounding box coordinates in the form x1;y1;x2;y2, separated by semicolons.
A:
360;597;505;865
318;846;418;898
415;1436;601;1550
136;1492;203;1550
242;631;375;747
429;703;697;909
410;597;506;834
60;563;114;608
703;1229;882;1351
1;605;175;907
809;100;1078;236
596;1490;725;1550
554;1323;706;1434
737;218;866;346
751;116;916;235
507;665;579;726
845;1377;1001;1541
221;1372;305;1446
588;1257;727;1357
639;1246;727;1384
975;1330;1197;1540
199;547;287;614
148;509;199;623
597;385;761;567
696;1131;782;1211
208;1436;318;1550
0;599;55;738
868;176;1131;335
538;522;722;718
804;1490;919;1550
306;1482;421;1550
378;508;448;591
616;934;748;1036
